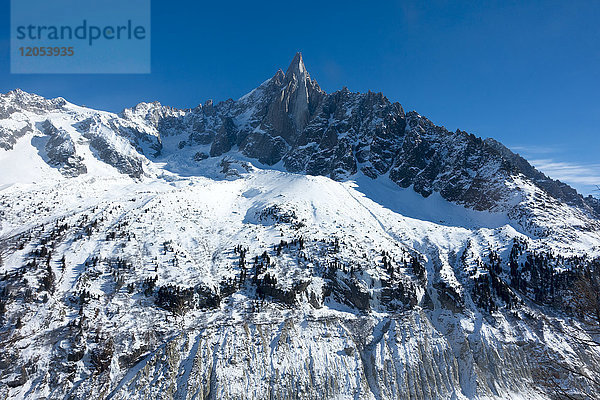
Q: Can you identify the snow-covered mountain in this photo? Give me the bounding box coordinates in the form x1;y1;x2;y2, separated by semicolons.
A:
1;54;599;399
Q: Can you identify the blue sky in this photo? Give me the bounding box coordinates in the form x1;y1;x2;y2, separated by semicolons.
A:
1;0;598;195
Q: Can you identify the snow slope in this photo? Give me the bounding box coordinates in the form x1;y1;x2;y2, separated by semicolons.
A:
0;157;598;399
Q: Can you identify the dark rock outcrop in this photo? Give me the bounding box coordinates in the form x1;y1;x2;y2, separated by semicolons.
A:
40;120;87;177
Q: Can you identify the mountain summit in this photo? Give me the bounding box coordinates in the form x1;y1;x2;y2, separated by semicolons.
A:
280;52;323;132
285;52;307;77
0;54;599;400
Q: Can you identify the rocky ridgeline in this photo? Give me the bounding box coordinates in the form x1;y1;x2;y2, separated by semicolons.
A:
1;54;599;220
118;53;600;217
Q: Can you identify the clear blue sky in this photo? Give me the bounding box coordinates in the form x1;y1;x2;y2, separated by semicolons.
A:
1;0;599;194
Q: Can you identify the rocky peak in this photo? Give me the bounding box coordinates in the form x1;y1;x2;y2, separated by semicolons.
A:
0;89;67;117
120;101;185;127
262;53;325;142
284;52;309;83
283;51;324;98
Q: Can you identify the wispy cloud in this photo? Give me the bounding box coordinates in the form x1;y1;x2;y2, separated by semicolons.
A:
529;158;600;195
508;145;559;155
507;144;600;196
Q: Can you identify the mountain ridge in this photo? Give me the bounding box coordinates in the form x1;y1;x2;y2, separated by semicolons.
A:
2;53;598;219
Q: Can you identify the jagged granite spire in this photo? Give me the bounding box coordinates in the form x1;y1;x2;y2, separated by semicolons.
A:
284;52;310;82
281;52;323;131
261;52;324;143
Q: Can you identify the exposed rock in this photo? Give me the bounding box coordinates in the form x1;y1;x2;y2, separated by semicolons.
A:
41;120;87;177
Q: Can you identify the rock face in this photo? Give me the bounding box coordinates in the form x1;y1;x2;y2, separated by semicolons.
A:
75;116;146;178
0;90;48;150
204;53;325;164
40;120;88;177
0;90;149;179
265;52;325;142
83;314;539;400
